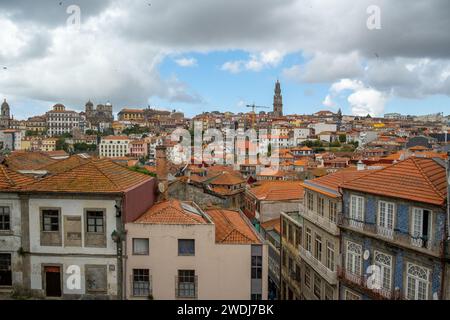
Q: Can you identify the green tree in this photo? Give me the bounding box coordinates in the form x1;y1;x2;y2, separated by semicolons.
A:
339;134;347;143
56;138;69;152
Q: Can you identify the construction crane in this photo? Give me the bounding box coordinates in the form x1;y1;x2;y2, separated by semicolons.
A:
246;104;270;128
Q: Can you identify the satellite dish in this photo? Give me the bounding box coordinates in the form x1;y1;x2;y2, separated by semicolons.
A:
158;182;166;193
363;250;370;261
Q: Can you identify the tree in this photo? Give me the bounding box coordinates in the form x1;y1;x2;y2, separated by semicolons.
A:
56;138;69;152
339;134;347;143
128;166;156;177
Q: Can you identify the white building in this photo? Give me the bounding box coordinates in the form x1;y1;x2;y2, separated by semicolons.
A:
0;129;22;151
99;136;131;158
0;157;156;299
46;104;81;137
309;123;337;135
125;200;268;300
0;167;36;291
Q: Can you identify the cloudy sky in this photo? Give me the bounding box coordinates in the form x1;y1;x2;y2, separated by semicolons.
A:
1;0;449;119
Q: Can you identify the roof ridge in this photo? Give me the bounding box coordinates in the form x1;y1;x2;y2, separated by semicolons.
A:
223;228;253;243
411;158;445;200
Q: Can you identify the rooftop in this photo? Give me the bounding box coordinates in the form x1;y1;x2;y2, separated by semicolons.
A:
248;181;304;201
135;200;208;225
24;158;153;194
207;209;261;244
0;165;36;191
342;157;447;206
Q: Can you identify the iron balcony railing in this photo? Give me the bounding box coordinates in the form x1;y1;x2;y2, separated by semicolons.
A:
299;245;338;285
298;203;340;236
339;215;443;256
337;266;394;300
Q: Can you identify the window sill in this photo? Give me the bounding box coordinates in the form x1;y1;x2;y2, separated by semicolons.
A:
0;230;13;236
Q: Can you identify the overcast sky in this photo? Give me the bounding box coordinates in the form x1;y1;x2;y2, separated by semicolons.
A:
1;0;449;119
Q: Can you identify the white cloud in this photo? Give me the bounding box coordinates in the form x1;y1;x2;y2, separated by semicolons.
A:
221;60;244;74
328;79;387;116
322;95;335;107
222;50;284;73
174;57;198;67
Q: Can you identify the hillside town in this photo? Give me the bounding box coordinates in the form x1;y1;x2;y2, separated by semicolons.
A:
0;80;449;300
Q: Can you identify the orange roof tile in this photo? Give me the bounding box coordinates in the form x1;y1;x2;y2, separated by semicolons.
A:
40;155;90;174
208;171;245;185
0;165;36;191
24;158;153;194
135;200;207;224
248;181;304;201
261;218;281;234
5;151;58;171
305;167;379;196
206;209;261;244
342;158;447;205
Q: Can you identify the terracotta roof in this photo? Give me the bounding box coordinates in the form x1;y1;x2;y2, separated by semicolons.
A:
261;218;281;235
208;171;245;185
305;167;377;197
135;200;207;224
102;135;130;140
4;151;57;171
248;181;304;201
206;209;261;244
40;155;91;174
342;158;447;205
24;158;153;194
0;165;36;191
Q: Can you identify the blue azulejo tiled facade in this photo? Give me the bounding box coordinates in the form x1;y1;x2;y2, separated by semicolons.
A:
338;190;447;300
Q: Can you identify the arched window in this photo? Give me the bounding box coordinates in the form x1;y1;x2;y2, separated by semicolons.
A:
406;263;429;300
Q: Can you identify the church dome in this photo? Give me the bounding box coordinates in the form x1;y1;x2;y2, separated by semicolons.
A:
1;99;9;109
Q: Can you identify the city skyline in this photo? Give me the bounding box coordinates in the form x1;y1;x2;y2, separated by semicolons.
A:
1;0;450;120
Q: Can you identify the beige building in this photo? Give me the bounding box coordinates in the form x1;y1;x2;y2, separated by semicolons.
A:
125;199;268;300
41;137;58;152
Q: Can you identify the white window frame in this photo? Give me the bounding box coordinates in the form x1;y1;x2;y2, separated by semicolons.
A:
349;195;364;229
406;262;430;300
374;250;392;291
377;201;395;239
346;241;362;277
305;228;312;253
411;207;432;248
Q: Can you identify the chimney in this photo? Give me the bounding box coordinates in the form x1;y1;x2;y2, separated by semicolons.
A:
156;145;168;201
357;160;366;171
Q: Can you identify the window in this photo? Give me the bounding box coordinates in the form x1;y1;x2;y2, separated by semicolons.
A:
377;201;394;238
313;274;322;299
307;192;314;211
86;211;104;233
326;241;335;271
42;209;59;231
251;255;262;279
133;238;149;255
133;269;150;296
317;197;324;216
329;201;337;223
374;251;392;291
0;207;10;231
406;263;429;300
314;235;322;261
0;253;12;286
177;270;196;298
288;223;294;244
305;228;312;252
296;227;302;248
304;266;311;288
411;208;431;248
344;289;361;300
324;284;334;300
350;195;364;227
346;241;362;276
178;239;195;256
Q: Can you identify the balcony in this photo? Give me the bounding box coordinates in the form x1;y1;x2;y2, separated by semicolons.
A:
337;267;394;300
339;215;443;258
299;245;338;285
299;204;339;236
